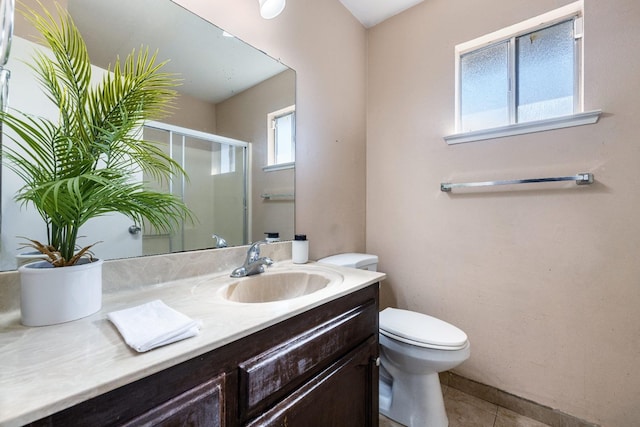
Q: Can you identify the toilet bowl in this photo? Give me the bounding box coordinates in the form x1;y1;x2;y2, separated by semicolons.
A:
379;307;470;427
318;253;471;427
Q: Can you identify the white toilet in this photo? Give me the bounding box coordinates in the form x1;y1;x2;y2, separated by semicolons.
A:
318;253;470;427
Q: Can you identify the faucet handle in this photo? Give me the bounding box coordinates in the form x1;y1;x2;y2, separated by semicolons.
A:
247;240;269;262
250;239;269;248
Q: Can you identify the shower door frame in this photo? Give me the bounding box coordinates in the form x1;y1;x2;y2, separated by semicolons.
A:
145;121;250;250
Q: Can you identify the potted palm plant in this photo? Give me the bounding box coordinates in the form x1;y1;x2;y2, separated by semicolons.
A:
0;4;192;326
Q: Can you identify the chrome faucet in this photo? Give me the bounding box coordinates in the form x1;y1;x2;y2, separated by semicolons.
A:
230;240;274;277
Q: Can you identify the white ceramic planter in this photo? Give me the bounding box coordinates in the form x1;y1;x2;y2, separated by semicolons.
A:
19;258;103;327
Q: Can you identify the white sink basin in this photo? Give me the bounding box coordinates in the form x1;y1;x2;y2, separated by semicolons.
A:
220;268;343;303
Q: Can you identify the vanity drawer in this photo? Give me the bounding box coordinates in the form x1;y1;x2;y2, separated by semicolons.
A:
238;298;377;418
121;375;225;427
246;336;379;427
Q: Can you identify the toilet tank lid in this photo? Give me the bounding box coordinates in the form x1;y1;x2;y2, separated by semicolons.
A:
379;308;468;348
317;253;378;269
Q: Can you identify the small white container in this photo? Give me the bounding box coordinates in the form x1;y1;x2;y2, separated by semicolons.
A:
292;234;309;264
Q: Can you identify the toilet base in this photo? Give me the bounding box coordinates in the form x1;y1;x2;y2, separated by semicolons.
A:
379;371;448;427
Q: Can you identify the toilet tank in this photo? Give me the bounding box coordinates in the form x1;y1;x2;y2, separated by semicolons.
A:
317;253;378;272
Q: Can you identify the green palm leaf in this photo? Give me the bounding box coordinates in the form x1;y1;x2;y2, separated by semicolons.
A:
0;3;192;266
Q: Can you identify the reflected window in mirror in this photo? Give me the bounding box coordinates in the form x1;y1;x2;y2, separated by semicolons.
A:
212;144;237;175
265;105;295;171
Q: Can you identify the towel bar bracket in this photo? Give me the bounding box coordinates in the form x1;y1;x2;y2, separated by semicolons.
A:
575;173;594;185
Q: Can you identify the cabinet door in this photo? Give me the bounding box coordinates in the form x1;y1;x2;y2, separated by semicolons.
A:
245;337;378;427
121;374;225;427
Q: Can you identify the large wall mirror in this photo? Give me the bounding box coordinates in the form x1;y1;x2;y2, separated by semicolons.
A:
0;0;295;271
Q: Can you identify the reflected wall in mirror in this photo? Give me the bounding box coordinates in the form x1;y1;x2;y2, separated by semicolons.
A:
0;0;295;271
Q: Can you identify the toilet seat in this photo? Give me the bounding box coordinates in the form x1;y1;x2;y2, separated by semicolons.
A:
379;308;468;350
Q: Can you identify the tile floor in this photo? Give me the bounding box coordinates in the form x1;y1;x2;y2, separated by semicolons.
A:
379;385;551;427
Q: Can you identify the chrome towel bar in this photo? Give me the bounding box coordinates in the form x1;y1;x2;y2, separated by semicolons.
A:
441;173;594;192
261;193;294;200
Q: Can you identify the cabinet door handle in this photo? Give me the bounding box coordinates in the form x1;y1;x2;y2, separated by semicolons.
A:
373;357;380;367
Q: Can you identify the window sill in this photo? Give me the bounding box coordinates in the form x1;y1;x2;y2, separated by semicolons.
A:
443;110;602;145
263;162;295;172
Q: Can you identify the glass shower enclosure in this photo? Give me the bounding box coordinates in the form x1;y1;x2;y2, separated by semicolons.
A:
143;122;249;255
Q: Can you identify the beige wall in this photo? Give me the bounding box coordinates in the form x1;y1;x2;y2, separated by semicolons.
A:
215;70;296;242
174;0;367;259
367;0;640;425
168;92;217;134
14;0;68;40
16;0;636;424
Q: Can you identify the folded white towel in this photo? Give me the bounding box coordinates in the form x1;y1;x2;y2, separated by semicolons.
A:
108;300;202;352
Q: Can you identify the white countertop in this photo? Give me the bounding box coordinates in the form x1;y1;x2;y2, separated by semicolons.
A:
0;261;385;427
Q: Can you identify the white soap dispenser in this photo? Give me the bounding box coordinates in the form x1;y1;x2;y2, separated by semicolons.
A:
292;234;309;264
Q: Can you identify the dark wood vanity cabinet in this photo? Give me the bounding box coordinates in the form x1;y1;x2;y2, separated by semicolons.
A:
29;284;379;427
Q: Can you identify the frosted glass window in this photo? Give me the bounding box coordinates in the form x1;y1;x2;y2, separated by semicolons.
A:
517;20;575;122
460;42;509;132
456;14;580;133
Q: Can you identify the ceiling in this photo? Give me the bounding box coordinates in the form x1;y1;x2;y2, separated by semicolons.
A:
339;0;425;28
69;0;289;104
67;0;424;104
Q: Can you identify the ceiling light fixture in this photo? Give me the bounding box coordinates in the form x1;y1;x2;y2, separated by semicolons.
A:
258;0;285;19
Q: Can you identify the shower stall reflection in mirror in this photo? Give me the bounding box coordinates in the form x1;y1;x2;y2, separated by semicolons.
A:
143;122;249;256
